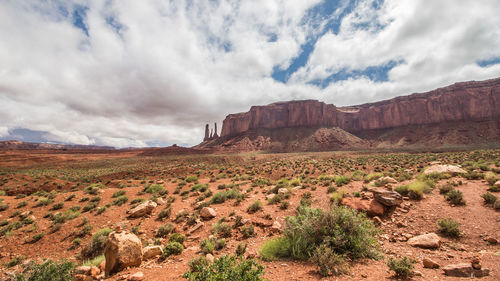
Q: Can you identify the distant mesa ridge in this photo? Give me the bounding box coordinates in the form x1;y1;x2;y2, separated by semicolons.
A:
198;77;500;151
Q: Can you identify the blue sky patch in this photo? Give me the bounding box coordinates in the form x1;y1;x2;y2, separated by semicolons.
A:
271;0;373;84
477;57;500;67
308;59;402;88
72;4;89;36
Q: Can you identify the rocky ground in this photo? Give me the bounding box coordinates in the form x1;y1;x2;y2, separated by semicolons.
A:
0;149;499;280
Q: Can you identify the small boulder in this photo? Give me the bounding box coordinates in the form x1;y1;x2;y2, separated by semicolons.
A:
187;221;204;235
408;233;440;249
200;207;217;219
128;200;157;218
442;263;490;277
74;266;91;275
266;194;276;200
278;188;289;195
206;253;214;263
271;221;281;233
128;271;145;281
379;176;397;184
423;258;440;269
142;245;163;260
494;180;500;189
424;165;466;175
104;231;143;277
341;198;386;216
369;188;402;207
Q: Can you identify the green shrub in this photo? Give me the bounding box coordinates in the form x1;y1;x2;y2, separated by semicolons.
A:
200;238;215;254
439;183;454;194
387;257;414;278
241;225;255;239
335;175;350;187
82;254;105;267
311;244;347;276
30;232;45;243
163;241;184;257
364;172;383;183
183;255;265;281
445;189;466;205
156;223;174;238
112;195;128;206
185;176;198;183
112;190;126;198
212;221;232;238
143;184;164;194
247;201;262;214
494;200;500;210
236;242;247;256
482;192;497;205
394;185;409;196
7;255;25;268
14;259;74;281
485;172;498;186
187;256;209;273
81;227;113;259
261;205;379;270
259;237;291;261
169;232;186;244
437;218;461;238
215;238;226;250
157;207;172;220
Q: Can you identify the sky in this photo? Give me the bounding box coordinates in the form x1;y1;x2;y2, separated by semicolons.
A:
1;0;500;148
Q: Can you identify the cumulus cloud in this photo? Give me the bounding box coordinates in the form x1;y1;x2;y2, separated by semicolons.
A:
0;0;499;147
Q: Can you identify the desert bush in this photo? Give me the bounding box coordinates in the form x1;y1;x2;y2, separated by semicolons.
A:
482;192;497;205
162;242;184;257
112;195;128;206
215;238;226;250
260;205;379;272
394;185;409;196
187;256;209;273
240;225;255;239
157;207;171;220
185;176;198;183
14;259;74;281
17;201;28;209
437;218;461;238
329;190;346;204
445;189;466;205
280;201;290;210
311;244;347;276
7;255;26;268
494;200;500;210
259;237;291;261
247;201;263;214
112;190;126;198
485;172;498;186
143;184;164;194
82;254;105;267
387;257;415;278
200;238;215;254
156;223;174;238
81;227;112;259
169;232;186;244
463;170;483;180
335;175;350;187
0;203;9;211
191;183;208;192
236;242;247;256
364;172;383;183
183;255;265;281
212;221;232;238
439;183;454;194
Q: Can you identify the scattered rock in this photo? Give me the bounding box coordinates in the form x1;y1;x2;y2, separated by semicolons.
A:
200;207;217;219
187;221;204;235
271;221;282;233
104;231;143;277
380;176;397;184
372;216;383;225
424;164;466;175
206;253;214;263
442;263;490;277
369;188;403;207
142;245;163;260
278;188;289;195
74;266;91;275
128;200;157;218
494;180;500;189
266;194;276;200
128;271;145;281
341;198;386;216
89;266;100;277
73;274;93;281
408;233;440;249
486;237;498;244
423;258;440;269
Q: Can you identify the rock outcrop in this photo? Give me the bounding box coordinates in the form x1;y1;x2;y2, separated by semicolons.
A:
220;78;500;138
104;231;143;276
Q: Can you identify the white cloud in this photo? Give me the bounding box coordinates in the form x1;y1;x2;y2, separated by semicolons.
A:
0;0;499;147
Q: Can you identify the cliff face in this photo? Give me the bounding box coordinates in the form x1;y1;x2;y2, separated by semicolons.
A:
220;78;500;137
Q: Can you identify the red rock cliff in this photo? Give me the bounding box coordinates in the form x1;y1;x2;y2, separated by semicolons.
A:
220;78;500;137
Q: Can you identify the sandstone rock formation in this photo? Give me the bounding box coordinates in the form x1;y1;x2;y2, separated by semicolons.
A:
104;231;143;276
128;200;157;218
203;124;209;141
199;78;500;151
220;78;500;137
